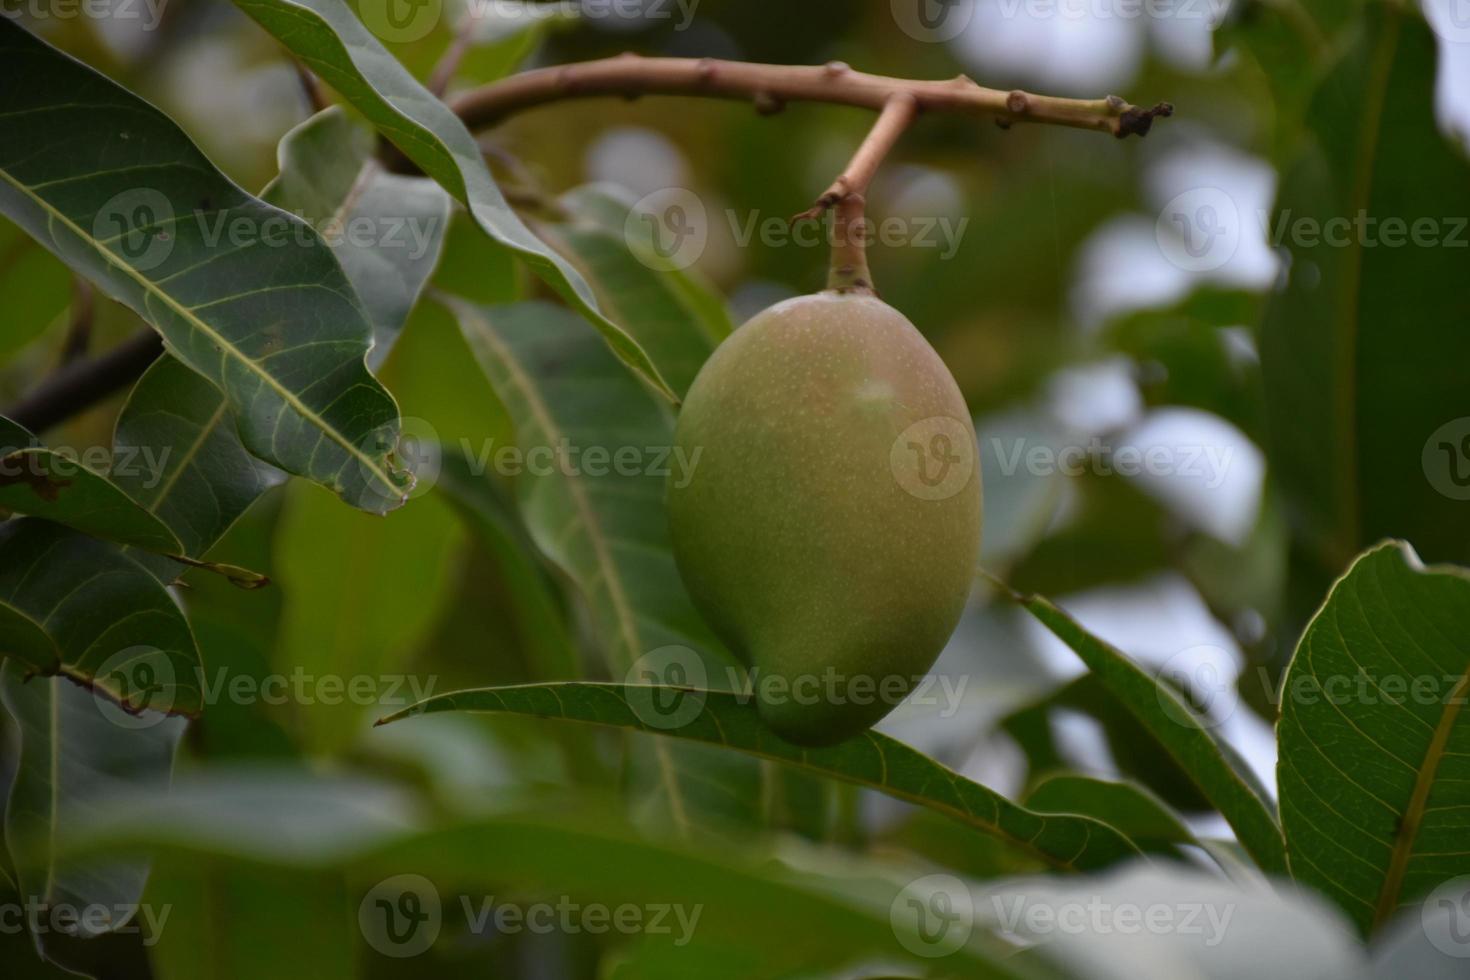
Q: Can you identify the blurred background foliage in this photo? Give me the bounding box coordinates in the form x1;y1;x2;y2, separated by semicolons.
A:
1;0;1469;976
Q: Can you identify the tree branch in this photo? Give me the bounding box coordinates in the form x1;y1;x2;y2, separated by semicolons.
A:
4;330;162;433
795;92;917;225
450;55;1172;139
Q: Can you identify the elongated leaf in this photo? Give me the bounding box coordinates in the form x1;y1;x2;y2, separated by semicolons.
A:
1260;7;1470;573
444;298;756;831
111;356;285;559
1019;594;1286;875
0;20;409;514
0;447;183;553
1024;773;1201;853
378;682;1143;871
0;662;185;936
538;184;729;397
262;106;450;370
49;770;1023;976
0;520;202;714
232;0;678;402
1277;540;1470;934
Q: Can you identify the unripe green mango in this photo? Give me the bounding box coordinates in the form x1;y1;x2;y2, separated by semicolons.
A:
668;291;982;745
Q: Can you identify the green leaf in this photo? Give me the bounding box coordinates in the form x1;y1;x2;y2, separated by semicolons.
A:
433;447;576;681
443;298;756;831
232;0;678;403
0;19;410;514
111;356;286;559
0;661;185;935
453;0;579;85
0;446;184;553
50;769;1024;976
1260;6;1470;573
1024;773;1201;854
273;482;463;753
377;682;1144;872
1018;593;1286;875
262;106;451;371
1277;540;1470;935
539;184;731;398
0;521;202;714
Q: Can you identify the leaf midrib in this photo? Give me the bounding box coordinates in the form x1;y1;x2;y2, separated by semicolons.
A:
453;302;690;832
1374;665;1470;927
0;167;397;494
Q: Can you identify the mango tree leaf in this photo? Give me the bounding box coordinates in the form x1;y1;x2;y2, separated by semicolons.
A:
232;0;679;403
0;521;202;714
0;447;184;553
49;770;1025;977
537;184;730;398
0;662;185;938
451;0;579;85
261;106;451;370
1024;773;1201;855
0;19;410;514
1277;540;1470;935
1018;593;1286;875
1260;7;1470;574
110;357;286;560
444;298;758;832
378;682;1144;872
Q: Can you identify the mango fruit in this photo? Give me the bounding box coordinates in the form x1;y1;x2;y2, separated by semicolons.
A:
668;291;982;745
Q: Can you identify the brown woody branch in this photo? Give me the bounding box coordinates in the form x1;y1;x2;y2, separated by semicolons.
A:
450;54;1172;139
